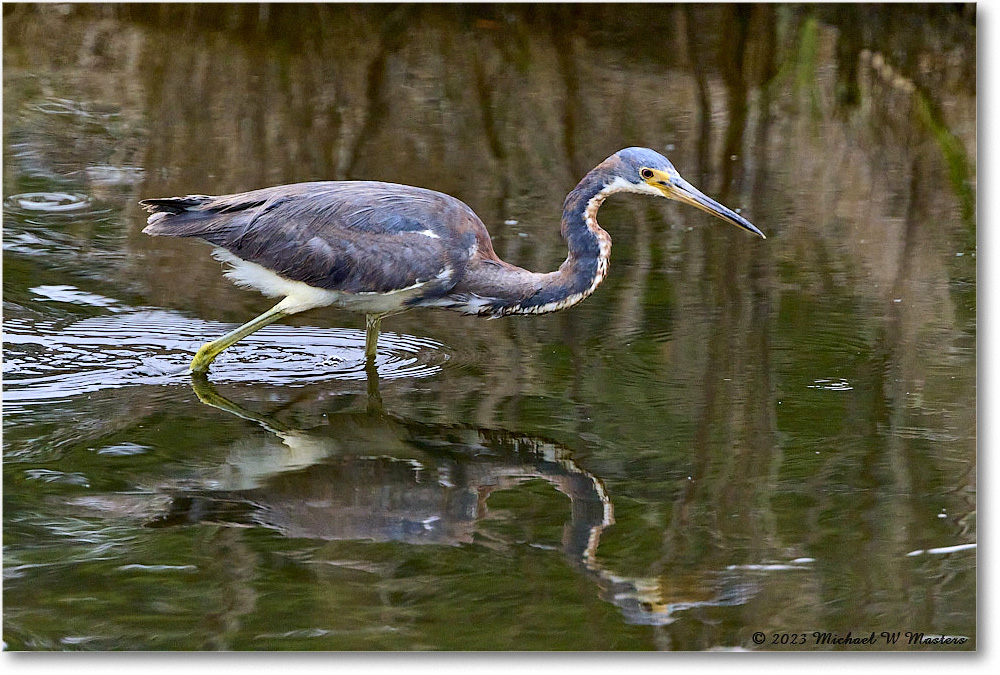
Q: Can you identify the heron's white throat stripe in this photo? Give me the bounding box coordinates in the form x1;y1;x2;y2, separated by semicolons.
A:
497;182;619;316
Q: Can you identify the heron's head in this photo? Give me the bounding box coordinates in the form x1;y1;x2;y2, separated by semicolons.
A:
606;147;765;239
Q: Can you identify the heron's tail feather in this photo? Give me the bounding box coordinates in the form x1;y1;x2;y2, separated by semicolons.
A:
140;192;283;237
140;195;214;213
140;195;220;235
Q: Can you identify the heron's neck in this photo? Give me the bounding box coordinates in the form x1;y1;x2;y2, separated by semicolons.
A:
560;175;618;274
500;174;618;315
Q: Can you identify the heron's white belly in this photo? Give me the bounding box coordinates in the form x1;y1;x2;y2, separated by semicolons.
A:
212;248;425;315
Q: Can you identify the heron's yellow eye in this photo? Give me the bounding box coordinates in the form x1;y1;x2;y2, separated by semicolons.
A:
640;168;654;180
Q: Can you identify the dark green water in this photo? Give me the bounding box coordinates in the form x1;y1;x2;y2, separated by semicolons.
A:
3;3;975;651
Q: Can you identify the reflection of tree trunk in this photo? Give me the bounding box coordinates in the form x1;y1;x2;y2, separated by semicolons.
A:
746;6;781;564
718;4;751;195
749;6;777;231
659;4;781;571
681;4;712;181
877;156;922;626
201;527;258;650
611;203;652;341
345;6;413;179
834;4;863;109
801;155;921;632
472;36;510;219
474;320;525;429
880;152;977;631
550;6;584;179
243;50;269;187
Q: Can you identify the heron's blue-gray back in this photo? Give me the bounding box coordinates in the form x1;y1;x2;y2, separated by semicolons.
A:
142;181;487;296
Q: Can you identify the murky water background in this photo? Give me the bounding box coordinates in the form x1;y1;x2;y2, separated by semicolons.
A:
3;4;975;650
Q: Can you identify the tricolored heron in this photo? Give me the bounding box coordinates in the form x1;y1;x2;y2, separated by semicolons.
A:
141;147;764;373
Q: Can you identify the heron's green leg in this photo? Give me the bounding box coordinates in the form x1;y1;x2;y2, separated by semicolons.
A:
190;302;289;373
365;314;382;358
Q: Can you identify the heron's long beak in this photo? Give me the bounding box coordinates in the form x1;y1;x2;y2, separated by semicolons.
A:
649;171;766;239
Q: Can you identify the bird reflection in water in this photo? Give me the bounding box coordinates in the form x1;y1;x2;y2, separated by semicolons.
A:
111;374;758;628
174;372;612;556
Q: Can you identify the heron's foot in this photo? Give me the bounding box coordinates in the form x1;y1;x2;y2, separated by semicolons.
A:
190;342;221;374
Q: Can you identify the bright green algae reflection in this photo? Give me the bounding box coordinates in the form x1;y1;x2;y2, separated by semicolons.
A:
3;3;975;650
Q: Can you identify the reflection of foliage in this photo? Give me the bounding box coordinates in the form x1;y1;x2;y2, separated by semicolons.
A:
915;92;975;231
795;16;822;120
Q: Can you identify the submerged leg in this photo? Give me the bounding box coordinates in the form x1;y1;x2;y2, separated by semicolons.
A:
190;301;290;373
364;313;382;358
365;357;382;415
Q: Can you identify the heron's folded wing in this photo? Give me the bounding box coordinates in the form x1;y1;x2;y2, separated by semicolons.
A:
142;182;483;295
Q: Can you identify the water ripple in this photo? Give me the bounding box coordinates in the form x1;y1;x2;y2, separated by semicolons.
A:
4;191;93;213
29;98;121;123
806;377;854;392
3;301;449;407
30;284;125;311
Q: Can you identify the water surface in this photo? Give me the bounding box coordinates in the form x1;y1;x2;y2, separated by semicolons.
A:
2;3;975;651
